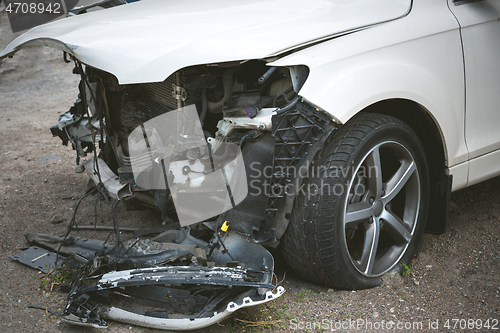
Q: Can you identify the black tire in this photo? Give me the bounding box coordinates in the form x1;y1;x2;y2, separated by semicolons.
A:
281;113;429;290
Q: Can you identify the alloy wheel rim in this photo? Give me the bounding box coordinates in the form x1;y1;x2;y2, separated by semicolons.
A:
342;141;420;277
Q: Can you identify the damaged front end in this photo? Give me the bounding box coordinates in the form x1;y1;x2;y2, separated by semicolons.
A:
38;56;335;329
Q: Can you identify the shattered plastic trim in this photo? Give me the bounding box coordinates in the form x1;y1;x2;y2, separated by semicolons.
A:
103;286;285;331
94;266;273;290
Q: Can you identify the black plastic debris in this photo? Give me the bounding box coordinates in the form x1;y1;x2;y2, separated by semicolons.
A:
10;246;65;274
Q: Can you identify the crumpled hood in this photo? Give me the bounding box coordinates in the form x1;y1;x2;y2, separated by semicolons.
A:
0;0;411;84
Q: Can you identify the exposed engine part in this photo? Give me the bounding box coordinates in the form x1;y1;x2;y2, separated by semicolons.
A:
258;67;277;85
84;158;131;201
51;60;327;235
208;68;238;114
172;83;187;103
207;108;276;153
50;100;102;158
122;104;248;226
77;62;291;224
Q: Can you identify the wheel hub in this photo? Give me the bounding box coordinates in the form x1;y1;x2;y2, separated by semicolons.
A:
372;200;383;217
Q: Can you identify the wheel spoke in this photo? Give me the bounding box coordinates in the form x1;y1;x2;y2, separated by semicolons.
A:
358;220;380;275
382;160;416;204
380;210;412;243
345;201;373;226
365;146;383;199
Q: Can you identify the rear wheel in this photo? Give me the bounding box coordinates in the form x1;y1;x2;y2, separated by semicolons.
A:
281;113;429;289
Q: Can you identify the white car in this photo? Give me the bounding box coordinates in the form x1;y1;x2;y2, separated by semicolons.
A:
2;0;499;329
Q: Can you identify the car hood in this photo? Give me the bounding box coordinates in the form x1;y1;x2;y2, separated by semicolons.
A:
0;0;411;84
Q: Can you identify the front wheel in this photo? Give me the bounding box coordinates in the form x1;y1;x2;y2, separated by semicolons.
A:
281;113;429;289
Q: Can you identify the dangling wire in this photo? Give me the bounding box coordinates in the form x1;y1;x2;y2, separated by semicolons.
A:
75;59;123;254
56;186;98;263
56;57;124;266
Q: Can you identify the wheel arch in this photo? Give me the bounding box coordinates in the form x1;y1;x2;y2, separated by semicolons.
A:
360;98;446;171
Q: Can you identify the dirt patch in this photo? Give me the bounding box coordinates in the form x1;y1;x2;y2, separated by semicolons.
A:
0;7;498;333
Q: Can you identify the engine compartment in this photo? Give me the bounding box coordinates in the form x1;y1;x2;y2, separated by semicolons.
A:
52;60;312;235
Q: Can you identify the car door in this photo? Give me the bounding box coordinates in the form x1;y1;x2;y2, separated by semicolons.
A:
448;0;500;186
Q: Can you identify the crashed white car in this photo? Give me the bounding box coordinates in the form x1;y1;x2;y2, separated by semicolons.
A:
2;0;500;330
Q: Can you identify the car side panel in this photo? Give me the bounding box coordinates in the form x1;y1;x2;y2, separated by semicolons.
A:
270;0;468;189
448;0;500;186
